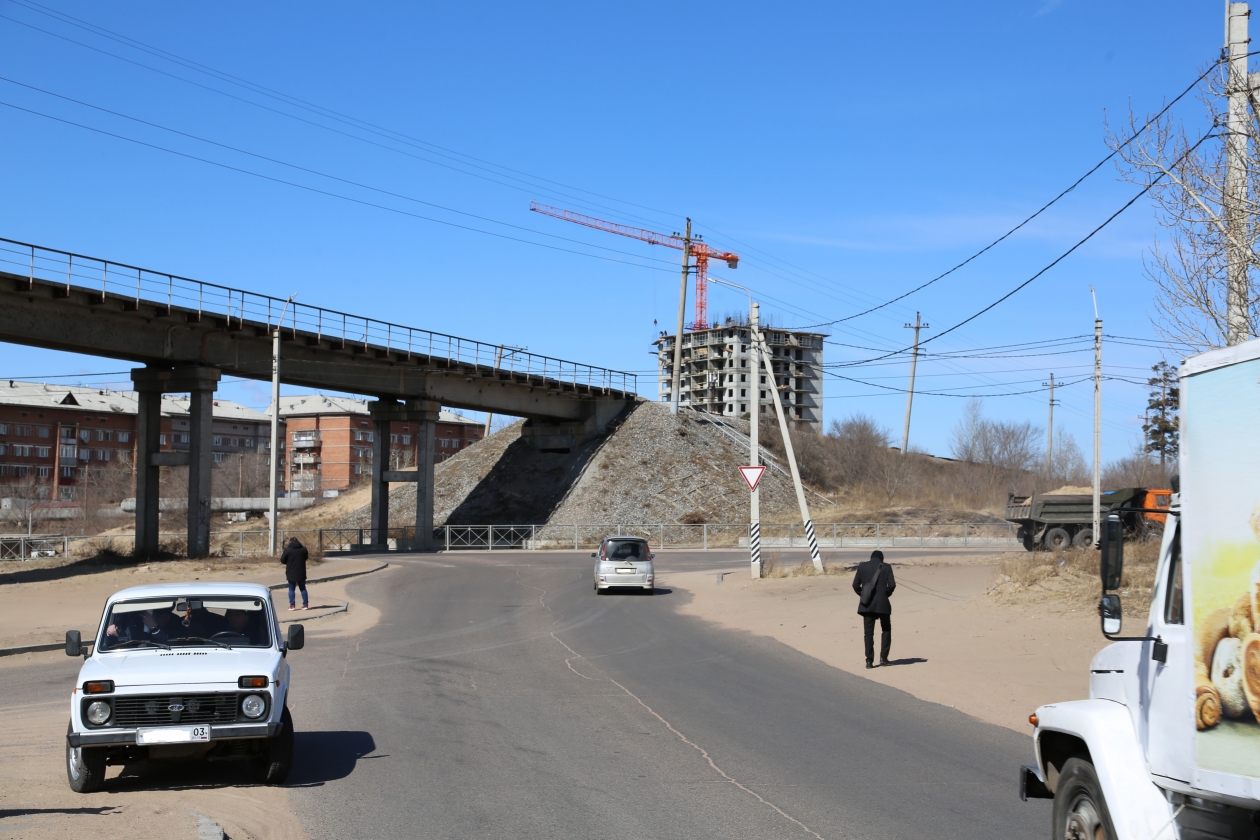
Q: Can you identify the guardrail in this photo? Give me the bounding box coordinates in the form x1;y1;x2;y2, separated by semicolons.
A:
0;237;636;396
1;523;1017;560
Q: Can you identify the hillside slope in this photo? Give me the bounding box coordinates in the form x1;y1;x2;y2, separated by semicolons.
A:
337;401;807;528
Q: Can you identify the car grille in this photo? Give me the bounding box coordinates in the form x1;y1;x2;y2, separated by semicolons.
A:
112;693;239;727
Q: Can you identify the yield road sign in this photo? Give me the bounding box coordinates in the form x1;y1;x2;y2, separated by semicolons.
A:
739;466;766;491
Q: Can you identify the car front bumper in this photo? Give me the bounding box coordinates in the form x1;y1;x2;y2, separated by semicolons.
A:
67;721;280;748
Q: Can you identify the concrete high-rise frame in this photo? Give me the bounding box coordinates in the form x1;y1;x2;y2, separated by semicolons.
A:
652;324;825;430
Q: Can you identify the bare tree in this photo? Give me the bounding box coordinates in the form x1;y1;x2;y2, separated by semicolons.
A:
1107;66;1260;349
1047;429;1089;486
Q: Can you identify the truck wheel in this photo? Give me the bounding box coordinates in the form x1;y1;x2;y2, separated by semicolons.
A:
1052;756;1117;840
251;706;294;785
1072;528;1094;550
1045;528;1072;552
66;721;106;793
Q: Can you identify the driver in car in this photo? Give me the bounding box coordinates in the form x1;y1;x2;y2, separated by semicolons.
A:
223;608;257;644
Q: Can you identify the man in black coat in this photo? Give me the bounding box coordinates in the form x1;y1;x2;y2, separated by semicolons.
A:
280;537;309;611
851;549;896;668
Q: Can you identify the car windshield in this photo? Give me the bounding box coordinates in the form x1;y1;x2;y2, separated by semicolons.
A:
605;540;647;561
98;596;272;652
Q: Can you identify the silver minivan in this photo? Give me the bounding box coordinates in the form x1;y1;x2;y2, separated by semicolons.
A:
591;536;655;595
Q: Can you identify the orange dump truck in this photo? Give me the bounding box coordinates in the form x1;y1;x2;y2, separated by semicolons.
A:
1005;487;1172;551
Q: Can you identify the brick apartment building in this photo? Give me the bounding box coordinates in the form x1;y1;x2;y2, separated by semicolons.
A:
273;395;483;496
0;381;275;502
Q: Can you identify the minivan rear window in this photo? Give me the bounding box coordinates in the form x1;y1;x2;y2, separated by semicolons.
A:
605;540;647;561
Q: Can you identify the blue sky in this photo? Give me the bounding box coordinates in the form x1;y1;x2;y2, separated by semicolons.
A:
0;1;1230;461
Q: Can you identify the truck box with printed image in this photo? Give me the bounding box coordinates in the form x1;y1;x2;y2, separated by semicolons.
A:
1018;339;1260;839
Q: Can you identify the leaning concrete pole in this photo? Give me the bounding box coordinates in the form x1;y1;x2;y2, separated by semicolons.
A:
900;312;926;456
268;327;281;555
755;329;823;572
669;219;692;415
1226;3;1251;345
749;301;761;580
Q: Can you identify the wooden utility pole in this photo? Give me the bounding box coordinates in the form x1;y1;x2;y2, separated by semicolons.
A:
669;219;692;416
1092;289;1102;548
900;313;928;456
1226;2;1251;345
1044;373;1055;474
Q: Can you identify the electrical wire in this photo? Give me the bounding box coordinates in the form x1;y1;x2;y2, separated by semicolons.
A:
0;98;678;273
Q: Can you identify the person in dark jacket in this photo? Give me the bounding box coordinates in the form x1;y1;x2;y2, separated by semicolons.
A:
851;549;896;668
280;537;309;610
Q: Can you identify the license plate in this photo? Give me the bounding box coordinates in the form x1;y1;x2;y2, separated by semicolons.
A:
137;725;210;745
615;568;636;574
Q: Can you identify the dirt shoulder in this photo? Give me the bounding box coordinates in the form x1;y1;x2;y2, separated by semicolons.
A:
667;554;1104;734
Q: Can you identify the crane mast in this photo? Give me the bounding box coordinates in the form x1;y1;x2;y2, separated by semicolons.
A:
530;201;738;331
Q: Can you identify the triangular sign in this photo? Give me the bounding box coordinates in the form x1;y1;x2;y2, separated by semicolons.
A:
739;465;766;491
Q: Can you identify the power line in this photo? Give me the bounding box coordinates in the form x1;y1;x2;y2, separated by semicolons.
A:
0;98;678;273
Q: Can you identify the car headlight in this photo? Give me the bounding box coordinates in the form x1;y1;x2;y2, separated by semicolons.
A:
86;700;111;725
241;694;266;719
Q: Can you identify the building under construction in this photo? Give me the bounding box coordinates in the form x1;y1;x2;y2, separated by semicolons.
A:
653;323;825;430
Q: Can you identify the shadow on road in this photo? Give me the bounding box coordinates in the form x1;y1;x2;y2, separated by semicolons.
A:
601;587;673;596
288;730;378;786
882;657;928;666
0;807;119;817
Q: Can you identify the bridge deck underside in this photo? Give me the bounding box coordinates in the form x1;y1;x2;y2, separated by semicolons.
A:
0;271;635;420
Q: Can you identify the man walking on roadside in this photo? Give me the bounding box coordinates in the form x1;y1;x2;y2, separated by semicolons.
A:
852;549;896;668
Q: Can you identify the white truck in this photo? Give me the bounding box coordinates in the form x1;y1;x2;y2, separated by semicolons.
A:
64;581;304;792
1020;340;1260;839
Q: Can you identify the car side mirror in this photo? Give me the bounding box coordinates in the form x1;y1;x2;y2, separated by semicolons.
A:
1100;513;1124;591
286;624;305;652
650;553;656;560
590;552;598;558
1100;594;1122;636
65;630;81;657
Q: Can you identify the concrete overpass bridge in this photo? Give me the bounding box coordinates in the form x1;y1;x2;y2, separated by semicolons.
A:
0;237;638;556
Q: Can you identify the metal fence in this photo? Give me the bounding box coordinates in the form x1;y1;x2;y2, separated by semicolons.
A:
0;523;1017;561
0;237;636;395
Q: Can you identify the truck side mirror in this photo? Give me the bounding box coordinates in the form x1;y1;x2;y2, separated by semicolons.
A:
65;630;81;657
286;624;304;651
1100;513;1124;591
1099;594;1122;636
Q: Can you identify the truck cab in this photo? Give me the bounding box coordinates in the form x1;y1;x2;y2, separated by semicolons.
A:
1020;340;1260;839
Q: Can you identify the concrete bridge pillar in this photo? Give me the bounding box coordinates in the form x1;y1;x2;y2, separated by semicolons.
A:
368;398;441;552
130;366;221;558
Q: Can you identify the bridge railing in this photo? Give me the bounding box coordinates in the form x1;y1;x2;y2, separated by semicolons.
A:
0;238;637;395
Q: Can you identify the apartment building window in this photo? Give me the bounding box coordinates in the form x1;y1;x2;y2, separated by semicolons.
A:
0;423;6;434
760;376;766;384
99;430;112;442
59;486;74;501
353;463;363;475
160;435;167;446
37;466;50;478
245;439;254;448
13;445;31;456
739;404;746;413
35;447;50;458
117;431;130;443
80;449;91;461
760;391;766;399
60;465;75;478
36;426;50;438
12;425;30;436
213;452;224;463
178;434;190;444
740;389;746;397
60;445;76;459
389;434;398;444
79;430;91;442
0;444;5;456
213;436;223;446
353;430;374;442
12;466;27;477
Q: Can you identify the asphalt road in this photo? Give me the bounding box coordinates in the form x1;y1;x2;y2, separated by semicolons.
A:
282;549;1051;839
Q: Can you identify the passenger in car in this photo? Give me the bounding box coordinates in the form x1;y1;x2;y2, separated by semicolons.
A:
224;609;257;644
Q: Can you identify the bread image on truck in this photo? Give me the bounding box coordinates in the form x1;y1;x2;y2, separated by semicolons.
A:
1018;339;1260;839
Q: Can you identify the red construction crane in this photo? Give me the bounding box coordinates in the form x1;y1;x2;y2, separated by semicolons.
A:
530;201;738;331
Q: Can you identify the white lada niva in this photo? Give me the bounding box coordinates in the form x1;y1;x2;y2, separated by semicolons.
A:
64;582;304;792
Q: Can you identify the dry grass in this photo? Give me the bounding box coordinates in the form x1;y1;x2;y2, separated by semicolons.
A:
759;550;850;579
988;540;1160;616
